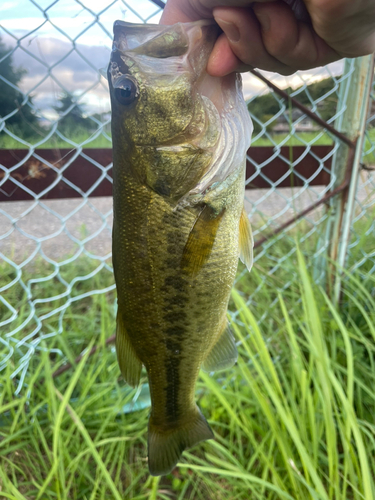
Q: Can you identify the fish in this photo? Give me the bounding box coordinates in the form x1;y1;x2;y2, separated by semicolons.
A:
108;19;253;476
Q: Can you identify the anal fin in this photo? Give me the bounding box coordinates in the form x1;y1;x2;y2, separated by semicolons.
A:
202;322;238;373
116;311;142;387
239;206;253;272
181;204;225;277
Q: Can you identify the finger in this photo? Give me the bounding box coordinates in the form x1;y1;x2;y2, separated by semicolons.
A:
253;2;340;69
160;0;198;24
208;6;295;76
282;0;310;22
160;0;274;25
304;0;375;57
207;33;244;76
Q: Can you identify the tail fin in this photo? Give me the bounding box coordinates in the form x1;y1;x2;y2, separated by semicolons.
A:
148;406;214;476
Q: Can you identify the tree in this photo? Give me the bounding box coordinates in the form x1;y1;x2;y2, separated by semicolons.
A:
248;92;281;134
54;92;94;135
0;37;38;137
248;77;338;133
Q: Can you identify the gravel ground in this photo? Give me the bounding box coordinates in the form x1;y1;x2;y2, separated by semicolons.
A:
0;197;113;264
1;173;373;265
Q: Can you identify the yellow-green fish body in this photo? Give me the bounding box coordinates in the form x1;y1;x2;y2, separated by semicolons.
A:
108;20;253;476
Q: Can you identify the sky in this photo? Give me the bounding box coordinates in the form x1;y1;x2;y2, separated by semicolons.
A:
0;0;344;122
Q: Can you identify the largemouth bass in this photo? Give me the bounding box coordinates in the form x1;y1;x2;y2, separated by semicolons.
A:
108;19;253;476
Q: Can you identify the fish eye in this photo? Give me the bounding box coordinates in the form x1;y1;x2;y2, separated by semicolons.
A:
114;78;138;106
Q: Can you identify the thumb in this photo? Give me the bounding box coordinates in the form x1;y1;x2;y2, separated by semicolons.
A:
209;5;292;75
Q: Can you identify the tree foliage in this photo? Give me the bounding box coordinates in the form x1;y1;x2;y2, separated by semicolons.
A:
248;77;338;133
54;92;95;135
0;37;38;136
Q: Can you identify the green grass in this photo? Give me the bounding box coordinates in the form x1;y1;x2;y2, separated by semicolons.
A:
0;130;112;150
251;131;334;147
251;128;375;165
0;130;331;149
1;128;374;161
1;240;375;498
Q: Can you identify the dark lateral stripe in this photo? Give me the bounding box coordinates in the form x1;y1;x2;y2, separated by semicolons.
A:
164;310;187;323
165;325;186;336
164;339;181;421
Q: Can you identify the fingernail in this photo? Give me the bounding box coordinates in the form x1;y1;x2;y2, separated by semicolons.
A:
253;8;270;31
215;18;240;43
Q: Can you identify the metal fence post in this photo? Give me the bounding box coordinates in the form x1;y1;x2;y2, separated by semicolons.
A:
324;55;374;303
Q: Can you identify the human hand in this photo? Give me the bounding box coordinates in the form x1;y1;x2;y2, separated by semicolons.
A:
160;0;375;76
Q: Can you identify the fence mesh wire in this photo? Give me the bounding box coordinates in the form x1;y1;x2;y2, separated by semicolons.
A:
0;0;374;393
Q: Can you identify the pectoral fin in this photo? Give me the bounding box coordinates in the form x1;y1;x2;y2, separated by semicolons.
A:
116;311;142;387
202;322;238;373
239;207;253;272
181;205;225;277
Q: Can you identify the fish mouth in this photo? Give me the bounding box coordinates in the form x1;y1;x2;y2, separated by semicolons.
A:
109;19;234;117
112;19;218;56
110;19;219;74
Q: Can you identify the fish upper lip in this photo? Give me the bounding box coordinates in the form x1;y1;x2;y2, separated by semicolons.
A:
113;19;216;31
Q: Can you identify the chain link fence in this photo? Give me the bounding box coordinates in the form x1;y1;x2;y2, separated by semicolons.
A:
0;0;374;394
